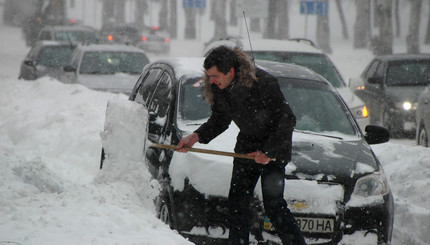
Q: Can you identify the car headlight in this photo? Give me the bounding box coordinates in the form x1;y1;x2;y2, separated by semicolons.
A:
395;101;417;111
350;105;368;119
352;171;389;197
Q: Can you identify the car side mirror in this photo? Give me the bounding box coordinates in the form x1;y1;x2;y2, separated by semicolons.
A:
63;65;76;73
348;77;365;90
364;125;390;144
367;76;383;84
23;59;35;66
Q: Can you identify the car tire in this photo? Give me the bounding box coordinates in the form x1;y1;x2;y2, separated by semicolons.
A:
417;125;428;147
156;189;176;230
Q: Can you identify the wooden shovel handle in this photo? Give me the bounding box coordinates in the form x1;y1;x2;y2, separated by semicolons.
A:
150;143;276;162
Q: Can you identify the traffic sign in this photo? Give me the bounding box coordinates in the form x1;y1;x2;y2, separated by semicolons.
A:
183;0;206;9
300;0;328;16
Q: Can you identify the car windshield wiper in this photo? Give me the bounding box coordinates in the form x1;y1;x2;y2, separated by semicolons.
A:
294;129;343;140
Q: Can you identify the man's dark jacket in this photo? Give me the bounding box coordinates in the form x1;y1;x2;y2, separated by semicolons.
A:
194;68;296;165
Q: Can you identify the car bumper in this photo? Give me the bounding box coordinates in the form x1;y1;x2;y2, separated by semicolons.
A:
390;109;416;133
172;184;393;245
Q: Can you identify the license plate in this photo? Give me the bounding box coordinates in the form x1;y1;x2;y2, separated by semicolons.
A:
264;216;334;233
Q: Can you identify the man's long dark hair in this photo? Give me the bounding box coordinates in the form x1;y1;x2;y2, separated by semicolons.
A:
203;46;240;74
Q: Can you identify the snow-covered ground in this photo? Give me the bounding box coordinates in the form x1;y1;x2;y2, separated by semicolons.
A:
1;6;430;245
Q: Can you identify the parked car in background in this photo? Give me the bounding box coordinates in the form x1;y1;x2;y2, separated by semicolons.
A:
136;26;170;54
61;44;150;95
416;85;430;147
18;40;76;80
36;25;99;45
99;23;141;45
203;38;370;130
349;54;430;137
101;57;393;244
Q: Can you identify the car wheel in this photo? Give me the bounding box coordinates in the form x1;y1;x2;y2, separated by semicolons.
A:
418;125;428;147
156;190;176;229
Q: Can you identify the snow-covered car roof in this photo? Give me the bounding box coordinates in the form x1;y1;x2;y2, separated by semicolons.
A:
203;38;324;57
75;43;147;53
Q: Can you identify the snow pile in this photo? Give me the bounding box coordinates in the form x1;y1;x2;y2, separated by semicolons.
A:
0;77;193;245
96;96;161;209
372;143;430;245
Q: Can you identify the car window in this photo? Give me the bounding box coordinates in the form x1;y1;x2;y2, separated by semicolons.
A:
386;61;430;86
55;31;98;43
178;77;211;122
363;60;380;78
79;51;149;74
37;46;75;67
251;51;345;88
279;78;355;135
147;72;173;129
135;68;164;106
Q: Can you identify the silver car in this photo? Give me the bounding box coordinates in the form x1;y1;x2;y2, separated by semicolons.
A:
61;44;150;95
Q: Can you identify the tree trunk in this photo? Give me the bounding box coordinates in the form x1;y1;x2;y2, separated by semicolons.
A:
250;18;260;32
394;0;400;37
317;15;332;53
184;8;197;39
372;0;393;55
425;0;430;44
276;0;289;40
102;0;115;25
353;0;371;49
159;0;168;31
169;0;177;39
135;0;147;32
335;0;349;39
229;0;238;26
265;0;277;38
213;0;227;38
407;0;422;54
115;0;125;23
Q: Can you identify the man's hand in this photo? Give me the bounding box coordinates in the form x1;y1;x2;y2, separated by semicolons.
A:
176;132;199;152
247;151;270;165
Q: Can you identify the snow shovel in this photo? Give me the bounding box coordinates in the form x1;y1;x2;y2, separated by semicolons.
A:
149;142;276;162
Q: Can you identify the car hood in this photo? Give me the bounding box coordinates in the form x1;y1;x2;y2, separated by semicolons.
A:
77;73;139;94
169;124;377;199
385;85;428;103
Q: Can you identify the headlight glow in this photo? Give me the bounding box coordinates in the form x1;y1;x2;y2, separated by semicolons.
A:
402;101;412;110
352;171;389;197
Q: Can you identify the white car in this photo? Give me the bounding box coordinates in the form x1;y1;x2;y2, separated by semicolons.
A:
203;38;370;130
61;44;150;95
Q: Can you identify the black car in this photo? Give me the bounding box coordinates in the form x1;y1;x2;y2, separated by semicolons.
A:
36;25;99;45
349;54;430;137
102;58;393;244
416;85;430;147
99;23;141;45
18;40;76;80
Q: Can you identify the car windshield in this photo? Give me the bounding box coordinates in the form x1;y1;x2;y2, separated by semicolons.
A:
386;60;430;86
55;31;98;43
38;46;75;67
279;77;356;135
179;76;356;136
79;51;149;74
251;51;345;88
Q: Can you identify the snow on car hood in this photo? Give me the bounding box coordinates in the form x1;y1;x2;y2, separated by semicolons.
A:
77;73;139;94
169;124;376;215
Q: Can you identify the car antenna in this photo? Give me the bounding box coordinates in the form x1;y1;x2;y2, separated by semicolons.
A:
243;11;255;65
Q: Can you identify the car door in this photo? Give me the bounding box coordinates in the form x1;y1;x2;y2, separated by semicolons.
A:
131;65;175;177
